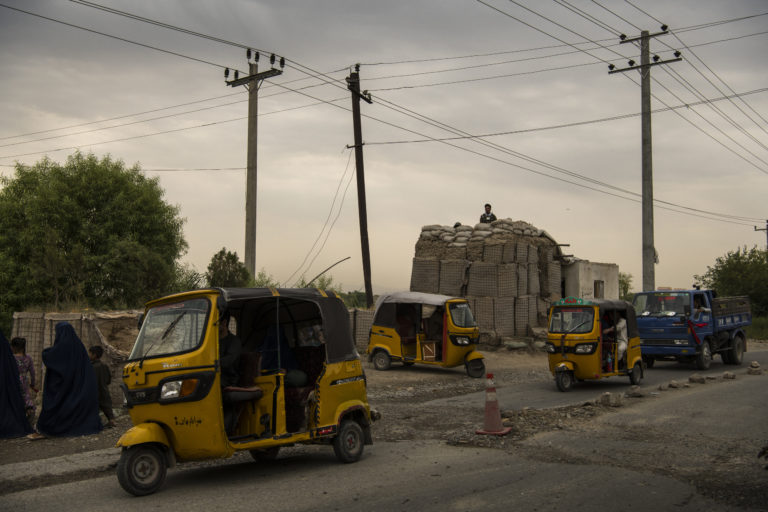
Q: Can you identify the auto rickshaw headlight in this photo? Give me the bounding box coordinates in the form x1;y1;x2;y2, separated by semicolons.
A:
574;342;597;354
451;335;471;346
160;378;199;401
545;342;556;353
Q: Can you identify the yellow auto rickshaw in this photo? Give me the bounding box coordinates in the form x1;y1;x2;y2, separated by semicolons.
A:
116;288;376;496
366;291;485;378
545;297;644;391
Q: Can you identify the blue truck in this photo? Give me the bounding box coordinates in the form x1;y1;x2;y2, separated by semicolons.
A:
632;289;751;370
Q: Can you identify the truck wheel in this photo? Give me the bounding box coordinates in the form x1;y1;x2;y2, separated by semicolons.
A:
642;356;655;368
695;341;712;370
333;420;364;463
724;336;745;365
372;350;391;371
555;370;575;392
465;359;485;378
629;362;643;385
117;445;167;496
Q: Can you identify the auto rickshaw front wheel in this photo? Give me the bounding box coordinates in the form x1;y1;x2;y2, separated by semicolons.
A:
250;446;280;462
333;420;364;463
465;359;485;378
555;370;575;392
117;444;167;496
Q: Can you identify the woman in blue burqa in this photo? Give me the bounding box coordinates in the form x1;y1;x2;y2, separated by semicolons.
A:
0;330;34;438
36;322;102;436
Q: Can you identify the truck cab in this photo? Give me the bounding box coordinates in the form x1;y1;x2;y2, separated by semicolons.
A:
632;289;750;370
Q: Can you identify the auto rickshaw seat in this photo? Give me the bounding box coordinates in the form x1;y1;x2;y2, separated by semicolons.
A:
223;352;264;403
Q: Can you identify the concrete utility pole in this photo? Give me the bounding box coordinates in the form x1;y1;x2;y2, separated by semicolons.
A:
755;220;768;250
346;65;374;308
609;27;682;292
225;51;284;277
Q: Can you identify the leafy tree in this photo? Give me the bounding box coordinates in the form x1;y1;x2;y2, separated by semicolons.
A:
619;272;633;302
253;268;280;288
205;248;252;287
0;152;187;313
295;273;339;292
170;262;205;292
694;246;768;316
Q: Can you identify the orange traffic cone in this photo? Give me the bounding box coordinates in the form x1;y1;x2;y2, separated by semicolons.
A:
476;373;512;436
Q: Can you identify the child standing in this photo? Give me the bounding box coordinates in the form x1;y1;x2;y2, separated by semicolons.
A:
11;337;37;425
88;345;116;428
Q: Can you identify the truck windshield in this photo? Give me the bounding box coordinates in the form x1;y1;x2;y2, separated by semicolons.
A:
128;298;211;361
633;292;688;317
549;307;594;334
448;302;477;328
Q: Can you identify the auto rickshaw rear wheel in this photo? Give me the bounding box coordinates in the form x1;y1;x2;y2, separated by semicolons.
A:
117;444;167;496
465;359;485;378
249;446;280;462
555;370;575;392
333;419;364;463
629;362;643;385
372;350;391;371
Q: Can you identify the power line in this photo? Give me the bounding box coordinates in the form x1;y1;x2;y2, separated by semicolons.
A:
363;87;768;145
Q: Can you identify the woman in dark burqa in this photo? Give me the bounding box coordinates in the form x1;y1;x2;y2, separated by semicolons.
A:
36;322;102;436
0;330;34;438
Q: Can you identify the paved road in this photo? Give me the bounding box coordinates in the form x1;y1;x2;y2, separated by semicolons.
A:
430;347;768;410
2;437;755;512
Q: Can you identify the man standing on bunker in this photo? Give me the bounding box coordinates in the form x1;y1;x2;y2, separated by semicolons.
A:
480;203;497;223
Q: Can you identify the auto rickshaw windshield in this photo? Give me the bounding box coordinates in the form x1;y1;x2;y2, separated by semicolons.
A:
448;302;476;328
128;298;211;360
549;306;594;334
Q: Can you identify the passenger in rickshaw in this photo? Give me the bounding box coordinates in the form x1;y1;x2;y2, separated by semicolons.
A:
602;312;628;370
260;325;307;387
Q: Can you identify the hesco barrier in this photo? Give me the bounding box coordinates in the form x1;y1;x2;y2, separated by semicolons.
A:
411;218;564;345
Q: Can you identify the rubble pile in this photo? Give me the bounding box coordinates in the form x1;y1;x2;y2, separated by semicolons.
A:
410;218;563;345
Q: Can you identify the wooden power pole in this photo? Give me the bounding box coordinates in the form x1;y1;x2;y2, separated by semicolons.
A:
346;65;374;308
609;27;681;291
225;51;284;277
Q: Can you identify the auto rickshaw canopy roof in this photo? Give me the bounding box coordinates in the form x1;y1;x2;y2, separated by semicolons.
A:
374;291;462;312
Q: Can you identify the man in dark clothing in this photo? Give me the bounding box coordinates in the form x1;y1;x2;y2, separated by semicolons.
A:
480;203;497;223
89;345;116;428
218;312;242;388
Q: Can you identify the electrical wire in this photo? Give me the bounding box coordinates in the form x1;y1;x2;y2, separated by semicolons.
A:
282;148;355;287
5;0;762;227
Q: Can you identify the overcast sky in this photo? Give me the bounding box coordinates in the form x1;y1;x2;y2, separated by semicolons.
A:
1;0;766;294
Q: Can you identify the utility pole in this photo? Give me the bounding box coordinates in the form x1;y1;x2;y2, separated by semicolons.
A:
756;220;768;250
609;27;682;292
225;50;284;277
346;64;374;308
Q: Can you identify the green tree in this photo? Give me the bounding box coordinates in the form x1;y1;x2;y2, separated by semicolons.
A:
694;246;768;316
252;268;280;288
619;271;633;302
295;273;339;292
205;248;252;287
0;152;187;313
170;262;204;292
